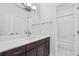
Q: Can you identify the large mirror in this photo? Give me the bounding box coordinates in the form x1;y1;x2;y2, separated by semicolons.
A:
0;3;41;37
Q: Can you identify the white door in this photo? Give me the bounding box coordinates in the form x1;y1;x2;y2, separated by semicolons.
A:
76;4;79;55
57;15;78;56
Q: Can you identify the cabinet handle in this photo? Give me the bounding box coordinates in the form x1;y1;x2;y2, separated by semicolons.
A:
12;50;22;55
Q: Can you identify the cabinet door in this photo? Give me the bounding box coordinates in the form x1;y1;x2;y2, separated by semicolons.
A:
5;46;25;56
26;48;37;56
14;16;25;35
37;44;45;56
44;42;49;56
0;52;5;56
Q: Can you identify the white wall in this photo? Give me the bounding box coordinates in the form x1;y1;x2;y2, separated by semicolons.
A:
29;3;41;35
39;3;56;56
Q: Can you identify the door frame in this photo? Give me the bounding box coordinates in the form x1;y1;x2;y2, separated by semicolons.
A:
74;4;79;56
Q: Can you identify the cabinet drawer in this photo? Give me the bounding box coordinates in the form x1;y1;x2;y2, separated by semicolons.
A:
37;44;45;56
5;45;25;56
26;39;45;51
26;48;37;56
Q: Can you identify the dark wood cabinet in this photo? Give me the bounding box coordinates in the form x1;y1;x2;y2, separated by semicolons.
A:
0;37;50;56
37;44;45;56
5;45;25;56
26;37;50;56
0;52;5;56
26;48;37;56
44;38;50;56
44;42;50;56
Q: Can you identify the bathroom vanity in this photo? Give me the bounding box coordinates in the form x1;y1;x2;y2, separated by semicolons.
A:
0;3;51;56
0;35;50;56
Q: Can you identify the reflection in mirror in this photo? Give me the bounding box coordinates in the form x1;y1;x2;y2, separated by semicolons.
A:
0;3;41;38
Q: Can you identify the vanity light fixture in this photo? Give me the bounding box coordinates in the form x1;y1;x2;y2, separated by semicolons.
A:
17;3;37;12
17;3;37;37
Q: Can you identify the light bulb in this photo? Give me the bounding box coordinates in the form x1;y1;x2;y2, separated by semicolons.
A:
25;3;31;7
32;6;37;10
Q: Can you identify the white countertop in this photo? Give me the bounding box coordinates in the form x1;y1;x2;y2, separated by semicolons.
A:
0;34;50;53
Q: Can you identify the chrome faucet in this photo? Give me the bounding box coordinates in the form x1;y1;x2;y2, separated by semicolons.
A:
27;31;32;37
25;17;32;37
25;31;31;37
